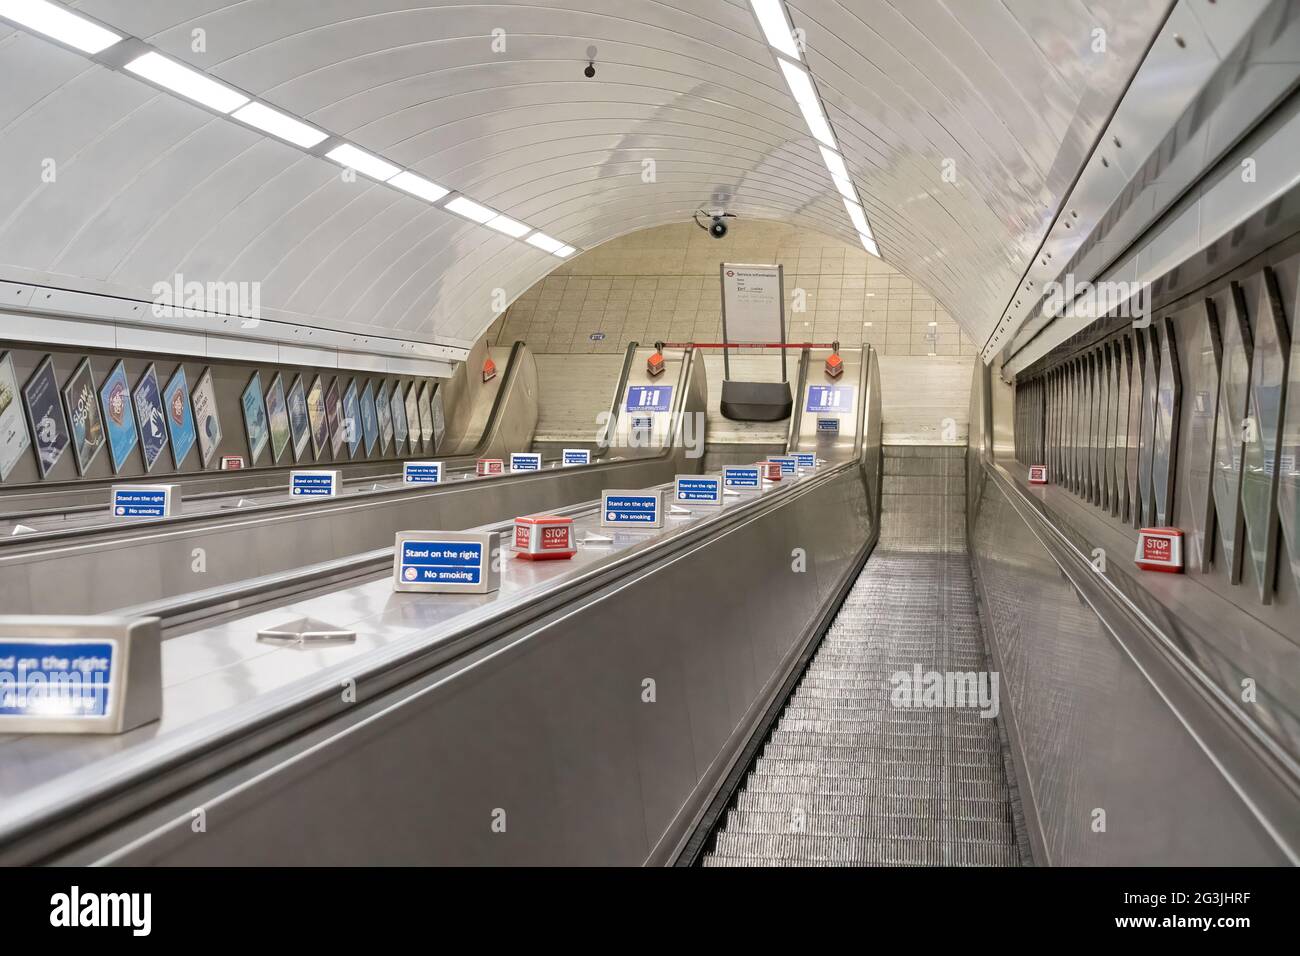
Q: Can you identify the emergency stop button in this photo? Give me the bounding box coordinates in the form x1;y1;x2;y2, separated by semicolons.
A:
513;515;576;560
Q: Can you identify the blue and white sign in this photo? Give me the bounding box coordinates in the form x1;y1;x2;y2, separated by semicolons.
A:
630;415;654;431
816;417;840;434
393;530;498;593
510;452;542;472
675;475;722;506
403;461;443;485
562;448;591;467
768;456;797;476
601;489;665;528
0;640;112;718
0;617;162;734
626;385;673;412
794;452;817;471
290;469;340;498
111;484;178;519
806;385;855;414
724;466;761;490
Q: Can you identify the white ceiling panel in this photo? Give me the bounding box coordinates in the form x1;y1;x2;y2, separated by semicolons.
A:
0;0;1170;354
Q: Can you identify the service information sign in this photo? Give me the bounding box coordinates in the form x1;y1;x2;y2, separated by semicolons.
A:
768;456;797;476
562;448;591;466
111;484;178;519
794;452;817;470
403;461;444;485
290;470;340;498
510;452;542;472
807;385;856;414
601;489;665;528
675;475;722;506
724;466;761;490
626;385;673;413
816;417;840;434
721;263;783;342
393;530;499;593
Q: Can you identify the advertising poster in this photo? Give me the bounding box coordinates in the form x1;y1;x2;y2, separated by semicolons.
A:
375;381;393;454
191;366;222;468
342;379;361;458
265;373;291;463
404;384;422;453
360;380;379;457
0;352;32;481
286;375;310;461
132;364;170;473
390;382;409;451
99;360;139;473
21;355;70;478
241;371;270;465
306;375;329;458
62;358;105;475
162;366;197;469
325;379;344;458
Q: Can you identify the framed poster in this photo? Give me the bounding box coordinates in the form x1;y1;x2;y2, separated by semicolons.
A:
162;366;197;469
390;382;409;452
99;360;139;473
375;381;393;454
191;366;222;468
404;384;422;454
62;358;106;475
325;379;345;458
265;372;291;463
360;380;379;456
306;375;329;458
0;352;32;481
286;375;311;461
132;364;170;473
342;379;361;458
240;372;270;466
21;355;70;478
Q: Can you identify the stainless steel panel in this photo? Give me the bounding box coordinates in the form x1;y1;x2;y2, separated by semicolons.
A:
1180;299;1223;573
1152;318;1182;527
1138;328;1159;527
1125;334;1144;526
1280;254;1300;591
1241;269;1290;603
1113;337;1131;522
1211;284;1254;582
1100;345;1115;513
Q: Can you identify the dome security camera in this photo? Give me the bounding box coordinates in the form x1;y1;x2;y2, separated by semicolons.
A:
695;209;735;239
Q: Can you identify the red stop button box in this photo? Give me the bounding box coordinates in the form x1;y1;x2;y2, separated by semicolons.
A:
477;458;504;476
1135;527;1183;573
513;515;576;560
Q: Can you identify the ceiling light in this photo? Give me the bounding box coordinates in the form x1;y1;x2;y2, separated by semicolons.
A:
232;102;326;148
831;174;857;202
486;214;530;238
124;51;248;114
526;233;565;254
390;171;450;203
750;0;801;61
0;0;120;54
555;245;576;258
861;234;880;257
820;146;850;180
444;196;496;224
778;59;836;149
844;199;869;235
325;143;399;181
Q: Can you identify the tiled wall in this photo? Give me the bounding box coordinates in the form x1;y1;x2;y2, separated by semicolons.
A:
491;221;976;357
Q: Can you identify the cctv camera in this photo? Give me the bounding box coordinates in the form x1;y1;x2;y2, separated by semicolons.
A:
584;62;596;78
708;216;728;239
695;209;735;239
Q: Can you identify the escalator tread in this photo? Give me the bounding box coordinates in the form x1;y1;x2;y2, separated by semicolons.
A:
704;445;1026;867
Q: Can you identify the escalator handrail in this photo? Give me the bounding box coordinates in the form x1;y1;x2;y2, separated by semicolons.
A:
596;341;640;456
785;348;810;452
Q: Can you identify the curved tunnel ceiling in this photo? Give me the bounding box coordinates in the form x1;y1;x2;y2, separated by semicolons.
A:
0;0;1170;354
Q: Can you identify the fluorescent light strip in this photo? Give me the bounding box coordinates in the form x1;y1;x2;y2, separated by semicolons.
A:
820;146;850;181
526;232;564;254
831;174;858;203
778;59;835;149
125;51;248;114
486;214;530;238
749;0;801;61
389;171;450;203
232;102;326;148
555;245;576;258
844;199;869;235
860;234;879;257
0;0;120;53
444;196;496;224
325;144;399;182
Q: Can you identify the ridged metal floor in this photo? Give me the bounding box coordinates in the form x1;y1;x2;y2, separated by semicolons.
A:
704;446;1025;866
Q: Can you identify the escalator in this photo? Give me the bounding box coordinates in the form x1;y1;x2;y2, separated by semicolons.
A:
703;445;1028;866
